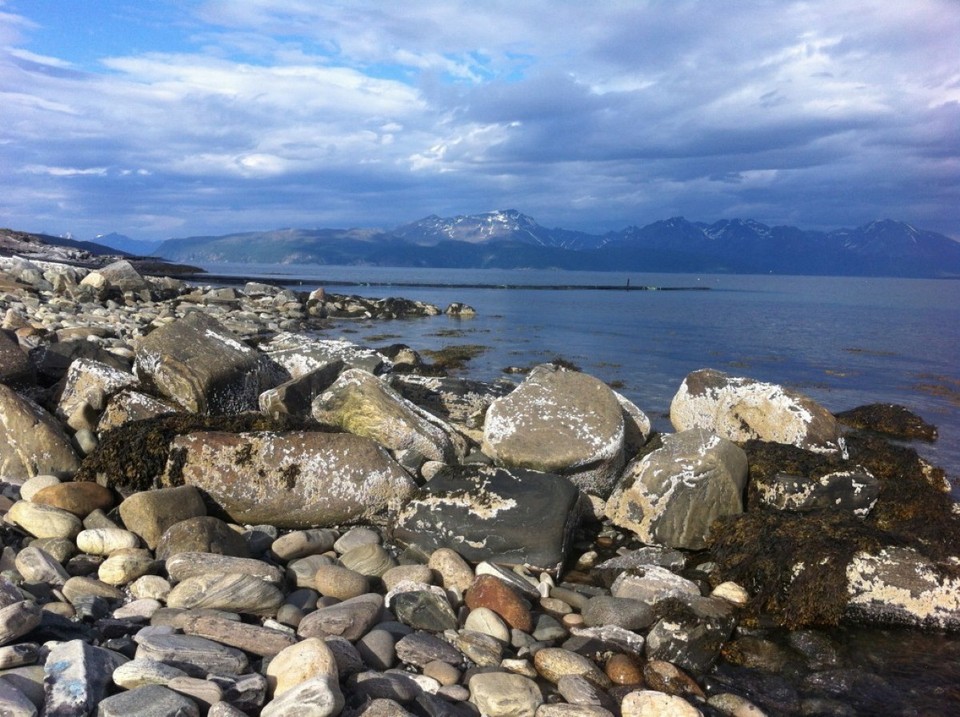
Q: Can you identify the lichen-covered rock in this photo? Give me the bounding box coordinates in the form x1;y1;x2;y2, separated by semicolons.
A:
482;365;625;497
394;464;581;574
846;546;960;631
56;358;139;429
262;333;387;377
754;468;879;517
312;369;465;469
670;369;843;453
606;429;747;550
0;383;80;478
97;389;179;433
134;311;281;414
162;430;417;528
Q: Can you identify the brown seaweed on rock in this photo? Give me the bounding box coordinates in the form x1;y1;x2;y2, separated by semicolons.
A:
708;434;960;629
75;413;327;492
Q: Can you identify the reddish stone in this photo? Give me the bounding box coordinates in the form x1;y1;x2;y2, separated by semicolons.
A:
642;659;705;699
464;574;533;632
605;653;644;686
32;482;115;518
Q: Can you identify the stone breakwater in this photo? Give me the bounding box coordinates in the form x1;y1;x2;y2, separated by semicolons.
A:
0;256;958;716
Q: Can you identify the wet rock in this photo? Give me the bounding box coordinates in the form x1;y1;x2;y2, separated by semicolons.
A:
845;546;960;630
610;567;701;608
606;429;747;550
482;364;626;496
43;639;127;716
582;596;655;631
0;384;80;478
312;368;465;468
565;625;646;661
604;653;645;686
162;430;417;528
97;389;179;433
297;593;384;641
671;368;843;452
468;671;543;717
641;660;705;699
835;403;937;442
645;596;737;673
166;573;283;616
134;311;279;414
118;485;207;550
387;374;513;441
155;516;251;560
395;464;581;574
753;468;878;517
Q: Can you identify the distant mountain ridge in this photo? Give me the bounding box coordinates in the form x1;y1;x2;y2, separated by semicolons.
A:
152;211;960;278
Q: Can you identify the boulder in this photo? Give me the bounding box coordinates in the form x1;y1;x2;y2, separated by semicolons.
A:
312;369;465;469
835;403;938;442
56;358;139;428
482;365;626;497
30;339;130;385
97;389;179;433
0;383;80;478
0;329;35;388
134;311;280;414
259;361;344;418
387;374;513;441
80;259;150;294
606;429;748;550
670;369;843;453
846;546;960;631
754;469;879;517
394;464;582;574
645;596;738;673
262;333;387;376
162;430;417;528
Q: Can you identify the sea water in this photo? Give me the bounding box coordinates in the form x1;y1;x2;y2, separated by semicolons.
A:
199;264;960;491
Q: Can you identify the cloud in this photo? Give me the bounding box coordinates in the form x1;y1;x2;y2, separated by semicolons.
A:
0;0;958;240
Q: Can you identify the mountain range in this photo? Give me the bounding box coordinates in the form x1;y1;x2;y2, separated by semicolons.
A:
101;210;960;278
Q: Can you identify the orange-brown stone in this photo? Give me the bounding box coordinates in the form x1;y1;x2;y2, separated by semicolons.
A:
464;574;533;632
32;482;115;518
605;653;644;686
642;659;705;699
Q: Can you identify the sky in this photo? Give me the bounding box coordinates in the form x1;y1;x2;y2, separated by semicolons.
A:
1;1;958;242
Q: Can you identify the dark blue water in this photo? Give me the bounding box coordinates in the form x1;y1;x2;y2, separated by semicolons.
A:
201;264;960;491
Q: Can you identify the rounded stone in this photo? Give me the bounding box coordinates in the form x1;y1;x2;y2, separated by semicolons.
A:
356;629;396;670
314;565;369;601
266;637;339;696
334;527;381;555
711;581;750;606
423;660;460;687
428;548;475;593
533;648;612;690
464;574;533;633
62;576;123;603
14;546;69;585
0;601;42;646
605;653;645;686
130;575;173;601
382;564;433;593
31;481;114;517
464;606;511;643
7;501;82;540
98;548;157;586
468;671;543;717
18;475;61;501
339;544;396;578
271;529;336;561
25;537;75;563
76;528;141;555
166;574;283;617
620;690;702;717
155;516;250;561
287;555;334;588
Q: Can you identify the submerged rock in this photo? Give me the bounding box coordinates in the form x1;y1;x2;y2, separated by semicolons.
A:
482;364;626;497
394;464;581;574
670;368;843;453
835;403;938;442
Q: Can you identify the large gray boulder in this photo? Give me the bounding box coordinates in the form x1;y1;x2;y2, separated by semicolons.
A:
394;464;582;574
312;369;466;470
162;430;417;528
0;383;80;478
482;365;626;497
670;369;843;453
56;358;139;431
845;546;960;631
79;259;150;295
259;360;344;418
134;311;281;414
606;429;748;550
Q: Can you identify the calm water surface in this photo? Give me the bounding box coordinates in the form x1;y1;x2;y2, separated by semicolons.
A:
201;263;960;490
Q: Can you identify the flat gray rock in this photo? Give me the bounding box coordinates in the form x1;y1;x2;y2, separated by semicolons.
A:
43;640;128;717
134;633;248;678
95;684;200;717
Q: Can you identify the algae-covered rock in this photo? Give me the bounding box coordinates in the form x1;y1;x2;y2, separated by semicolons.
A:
482;364;626;497
671;368;843;453
836;403;938;442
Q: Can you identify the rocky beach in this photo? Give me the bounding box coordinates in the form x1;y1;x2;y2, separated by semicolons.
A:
1;249;959;717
